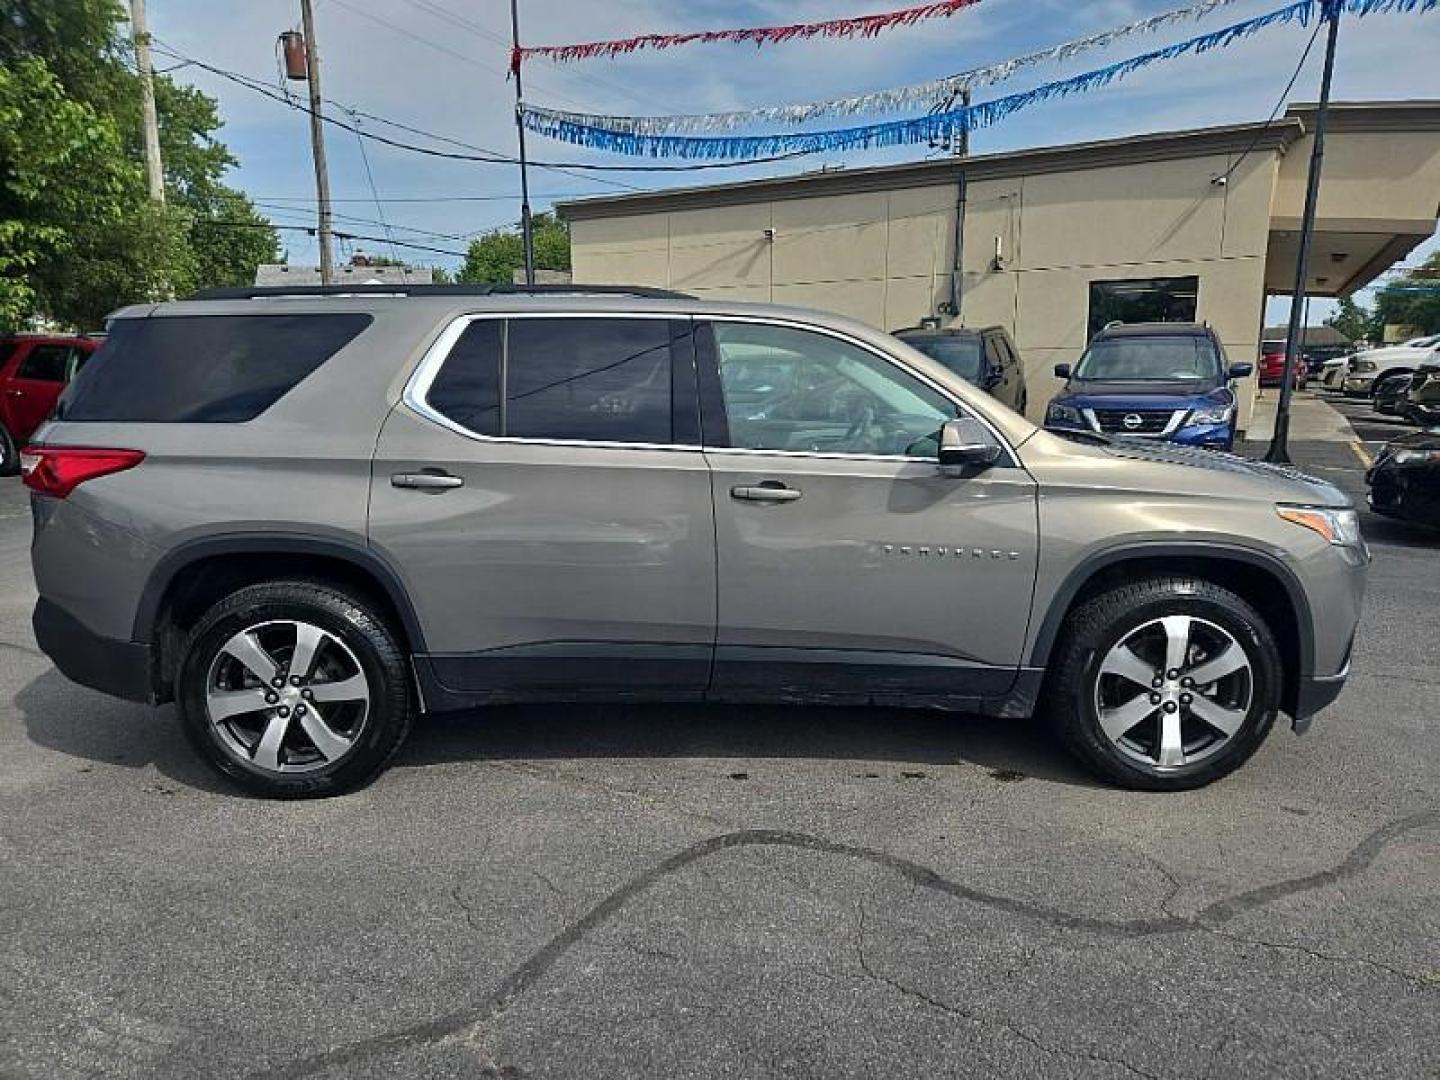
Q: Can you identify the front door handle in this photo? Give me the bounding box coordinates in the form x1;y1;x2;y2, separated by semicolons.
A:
391;471;464;492
730;483;802;503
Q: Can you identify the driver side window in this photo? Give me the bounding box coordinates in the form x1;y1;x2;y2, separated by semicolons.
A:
710;321;958;457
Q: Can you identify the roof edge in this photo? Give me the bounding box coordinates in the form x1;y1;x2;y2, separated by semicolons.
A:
557;117;1305;222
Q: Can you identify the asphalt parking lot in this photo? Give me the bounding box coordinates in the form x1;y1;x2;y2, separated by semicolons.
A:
1;410;1437;1079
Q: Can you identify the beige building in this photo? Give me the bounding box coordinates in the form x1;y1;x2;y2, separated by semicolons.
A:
558;101;1440;429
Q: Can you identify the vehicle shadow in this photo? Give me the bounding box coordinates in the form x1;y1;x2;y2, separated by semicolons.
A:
394;700;1102;787
15;668;1101;794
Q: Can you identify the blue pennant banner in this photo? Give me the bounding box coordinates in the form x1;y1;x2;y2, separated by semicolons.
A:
522;0;1437;160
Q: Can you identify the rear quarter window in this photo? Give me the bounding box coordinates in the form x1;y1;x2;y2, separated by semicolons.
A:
58;314;372;422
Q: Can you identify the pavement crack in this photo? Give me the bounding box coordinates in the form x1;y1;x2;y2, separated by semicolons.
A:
1191;921;1434;988
852;902;1160;1080
259;810;1440;1079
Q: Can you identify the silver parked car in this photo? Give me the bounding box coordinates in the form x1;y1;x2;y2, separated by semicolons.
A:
25;286;1368;797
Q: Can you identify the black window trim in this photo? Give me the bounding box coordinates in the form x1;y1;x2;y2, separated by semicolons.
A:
406;311;701;451
694;315;1019;467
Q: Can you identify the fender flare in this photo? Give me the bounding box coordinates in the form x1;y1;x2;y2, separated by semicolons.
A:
132;532;427;651
1027;540;1314;678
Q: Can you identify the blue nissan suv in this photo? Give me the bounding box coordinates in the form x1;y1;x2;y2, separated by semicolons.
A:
1045;322;1252;449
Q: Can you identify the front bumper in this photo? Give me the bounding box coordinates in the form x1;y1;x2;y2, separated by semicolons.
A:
33;597;155;704
1043;420;1235;449
1293;659;1350;734
1343;375;1376;394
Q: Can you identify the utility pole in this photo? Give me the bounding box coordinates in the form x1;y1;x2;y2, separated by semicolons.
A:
954;84;972;158
1266;1;1341;464
129;0;165;204
300;0;335;284
510;0;536;286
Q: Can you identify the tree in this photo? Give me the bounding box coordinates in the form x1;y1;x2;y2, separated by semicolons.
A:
1324;296;1378;345
458;212;570;284
1372;251;1440;338
0;0;277;331
0;57;136;330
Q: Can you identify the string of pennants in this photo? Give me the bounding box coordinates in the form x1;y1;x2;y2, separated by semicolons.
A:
517;0;1438;160
509;0;983;71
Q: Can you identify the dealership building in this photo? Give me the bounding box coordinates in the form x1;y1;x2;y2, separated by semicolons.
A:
558;101;1440;430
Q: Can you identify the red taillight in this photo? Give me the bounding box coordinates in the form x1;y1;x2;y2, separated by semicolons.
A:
20;446;145;498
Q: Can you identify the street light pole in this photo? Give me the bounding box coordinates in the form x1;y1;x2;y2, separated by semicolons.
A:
1265;2;1341;464
510;0;536;286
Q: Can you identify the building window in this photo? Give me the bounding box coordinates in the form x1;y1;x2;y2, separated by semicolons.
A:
1087;277;1200;340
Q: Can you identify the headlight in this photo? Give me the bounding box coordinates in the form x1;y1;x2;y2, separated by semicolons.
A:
1393;448;1440;465
1352;359;1377;373
1047;403;1084;426
1277;505;1362;547
1188;404;1234;426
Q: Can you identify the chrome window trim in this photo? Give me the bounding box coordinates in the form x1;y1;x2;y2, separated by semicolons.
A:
702;314;1018;466
401;309;1019;465
401;310;703;452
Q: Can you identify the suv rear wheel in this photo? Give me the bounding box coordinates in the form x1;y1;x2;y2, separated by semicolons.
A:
1045;576;1281;790
176;581;413;798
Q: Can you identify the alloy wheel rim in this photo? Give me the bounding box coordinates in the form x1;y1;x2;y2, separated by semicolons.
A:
205;620;370;775
1093;615;1253;771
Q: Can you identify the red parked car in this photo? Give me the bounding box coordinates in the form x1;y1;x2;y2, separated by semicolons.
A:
1258;341;1310;389
0;334;100;474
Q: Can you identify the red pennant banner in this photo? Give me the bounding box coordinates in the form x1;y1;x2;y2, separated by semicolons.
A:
510;0;985;72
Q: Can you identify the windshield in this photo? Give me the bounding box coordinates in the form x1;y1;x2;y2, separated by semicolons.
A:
901;336;983;383
1074;336;1221;382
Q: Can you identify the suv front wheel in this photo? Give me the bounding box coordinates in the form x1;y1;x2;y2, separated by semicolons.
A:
1046;576;1282;790
176;581;414;798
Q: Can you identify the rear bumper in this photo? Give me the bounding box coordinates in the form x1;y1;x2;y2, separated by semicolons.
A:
33;597;154;704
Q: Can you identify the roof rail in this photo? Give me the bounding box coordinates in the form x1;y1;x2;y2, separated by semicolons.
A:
188;283;695;301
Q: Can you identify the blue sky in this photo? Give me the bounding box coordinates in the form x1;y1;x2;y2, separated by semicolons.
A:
150;0;1439;320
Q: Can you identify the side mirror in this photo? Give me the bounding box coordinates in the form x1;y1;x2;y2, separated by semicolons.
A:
1053;363;1072;380
938;417;1001;472
1228;362;1254;379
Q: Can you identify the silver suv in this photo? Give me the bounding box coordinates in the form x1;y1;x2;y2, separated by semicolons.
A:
25;286;1368;797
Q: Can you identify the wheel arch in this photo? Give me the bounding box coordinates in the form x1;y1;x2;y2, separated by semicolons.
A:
136;534;426;703
1030;543;1312;718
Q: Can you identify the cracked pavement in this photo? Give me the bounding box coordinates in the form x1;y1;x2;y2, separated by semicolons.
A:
1;428;1438;1079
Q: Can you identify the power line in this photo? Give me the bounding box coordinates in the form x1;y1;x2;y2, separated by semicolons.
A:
150;39;811;172
194;219;467;258
1217;19;1323;184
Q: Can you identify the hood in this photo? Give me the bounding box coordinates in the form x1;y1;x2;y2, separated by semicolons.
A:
1022;428;1351;507
1056;379;1231;410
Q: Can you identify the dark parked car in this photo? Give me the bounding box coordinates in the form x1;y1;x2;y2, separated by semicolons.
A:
0;334;99;473
1371;370;1414;416
891;325;1027;415
1367;431;1440;528
1045;322;1252;450
1406;364;1440;426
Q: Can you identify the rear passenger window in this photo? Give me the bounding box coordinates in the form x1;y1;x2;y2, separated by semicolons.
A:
18;345;73;382
425;317;676;445
59;314;371;423
427;320;502;437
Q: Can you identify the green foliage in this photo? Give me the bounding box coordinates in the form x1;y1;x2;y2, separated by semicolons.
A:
0;0;277;331
0;57;135;330
1372;251;1440;338
1324;296;1379;345
458;212;570;284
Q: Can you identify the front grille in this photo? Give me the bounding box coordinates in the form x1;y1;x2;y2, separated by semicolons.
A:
1091;409;1181;435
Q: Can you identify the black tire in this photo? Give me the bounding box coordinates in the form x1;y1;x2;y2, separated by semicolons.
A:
0;424;18;477
1043;576;1281;791
177;581;414;798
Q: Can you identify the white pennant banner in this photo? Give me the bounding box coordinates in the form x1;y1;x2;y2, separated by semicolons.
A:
522;0;1244;135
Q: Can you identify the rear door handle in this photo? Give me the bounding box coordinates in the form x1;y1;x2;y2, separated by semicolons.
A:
391;471;464;492
730;483;802;503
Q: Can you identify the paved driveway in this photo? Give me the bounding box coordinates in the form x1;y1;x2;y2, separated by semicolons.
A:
1;428;1437;1079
